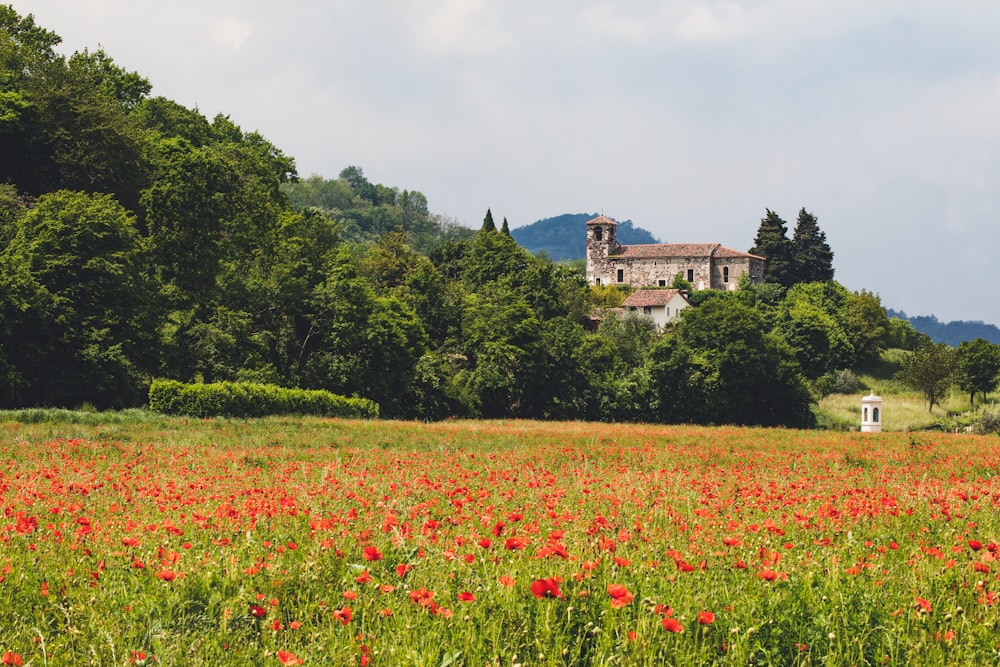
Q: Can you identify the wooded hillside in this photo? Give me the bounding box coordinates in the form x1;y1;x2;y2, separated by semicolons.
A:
2;7;927;426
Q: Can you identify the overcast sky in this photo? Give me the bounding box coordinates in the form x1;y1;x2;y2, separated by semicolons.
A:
15;0;1000;324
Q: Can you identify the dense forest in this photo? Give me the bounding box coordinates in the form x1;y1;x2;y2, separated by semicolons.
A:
2;7;959;427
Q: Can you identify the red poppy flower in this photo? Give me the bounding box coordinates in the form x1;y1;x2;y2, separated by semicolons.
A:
250;604;267;618
662;617;684;633
355;571;372;584
457;591;476;602
333;606;352;625
498;575;516;587
276;650;304;665
505;537;528;550
915;596;932;613
697;611;716;625
362;546;383;561
1;654;23;666
607;583;634;608
530;577;564;599
396;563;412;578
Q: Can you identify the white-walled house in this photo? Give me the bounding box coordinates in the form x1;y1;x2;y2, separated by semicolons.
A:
620;289;692;329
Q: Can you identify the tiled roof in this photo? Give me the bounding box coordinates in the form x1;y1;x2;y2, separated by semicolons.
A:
611;243;719;259
585;215;618;226
715;245;766;260
610;243;764;260
621;289;691;308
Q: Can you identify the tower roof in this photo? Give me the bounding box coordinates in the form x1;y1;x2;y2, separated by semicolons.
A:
585;215;617;226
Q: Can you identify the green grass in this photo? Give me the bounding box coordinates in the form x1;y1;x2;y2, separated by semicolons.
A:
814;349;999;431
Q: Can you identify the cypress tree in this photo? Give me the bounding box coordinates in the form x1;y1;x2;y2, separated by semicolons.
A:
791;208;834;283
750;209;795;286
481;208;496;233
501;216;511;236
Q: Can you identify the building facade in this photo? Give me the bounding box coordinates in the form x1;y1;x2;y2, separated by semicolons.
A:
620;288;691;328
585;215;764;290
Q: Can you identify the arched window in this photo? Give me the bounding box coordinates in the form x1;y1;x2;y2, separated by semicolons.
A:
873;407;880;423
723;266;730;283
863;406;869;422
595;227;603;241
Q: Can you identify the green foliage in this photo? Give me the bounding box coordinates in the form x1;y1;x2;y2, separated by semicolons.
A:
790;208;834;282
813;369;860;397
886;316;930;350
955;338;1000;406
975;405;1000;435
670;297;815;427
0;190;155;408
897;342;956;411
148;379;378;418
750;209;796;287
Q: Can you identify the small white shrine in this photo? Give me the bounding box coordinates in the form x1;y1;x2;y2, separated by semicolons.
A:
861;393;883;433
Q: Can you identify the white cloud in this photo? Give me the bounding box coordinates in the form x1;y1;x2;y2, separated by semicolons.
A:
208;16;254;51
396;0;515;57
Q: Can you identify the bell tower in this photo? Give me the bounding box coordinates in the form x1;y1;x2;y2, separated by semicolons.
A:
586;215;620;285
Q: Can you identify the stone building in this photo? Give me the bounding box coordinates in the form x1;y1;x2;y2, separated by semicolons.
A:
585;215;764;291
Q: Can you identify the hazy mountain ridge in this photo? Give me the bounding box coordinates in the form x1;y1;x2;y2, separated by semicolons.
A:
510;213;659;261
887;310;1000;346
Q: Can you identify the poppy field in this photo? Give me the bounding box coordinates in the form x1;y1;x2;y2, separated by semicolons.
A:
3;416;1000;665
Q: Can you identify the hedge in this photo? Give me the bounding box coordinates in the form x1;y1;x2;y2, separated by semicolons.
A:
148;380;379;419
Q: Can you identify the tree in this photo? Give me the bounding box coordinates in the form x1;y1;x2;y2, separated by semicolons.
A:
0;190;156;407
791;208;834;283
0;6;62;191
750;209;796;286
956;338;1000;407
899;342;956;412
481;208;496;233
843;290;890;367
673;297;814;427
501;217;511;236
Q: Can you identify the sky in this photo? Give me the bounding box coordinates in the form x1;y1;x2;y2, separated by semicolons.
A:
14;0;1000;324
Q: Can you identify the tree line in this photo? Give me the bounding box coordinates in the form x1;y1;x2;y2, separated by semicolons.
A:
2;7;915;426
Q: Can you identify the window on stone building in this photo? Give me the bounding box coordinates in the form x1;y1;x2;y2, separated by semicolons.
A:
617;269;624;283
686;269;694;282
643;307;651;315
723;267;730;283
658;279;666;287
595;228;603;241
595;278;601;286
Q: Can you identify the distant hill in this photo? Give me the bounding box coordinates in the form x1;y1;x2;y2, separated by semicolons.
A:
510;213;659;261
888;310;1000;346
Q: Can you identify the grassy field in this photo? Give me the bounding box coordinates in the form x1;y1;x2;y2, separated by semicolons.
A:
815;349;998;432
3;412;1000;665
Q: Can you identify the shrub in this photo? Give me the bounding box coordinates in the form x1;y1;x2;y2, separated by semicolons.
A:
148;380;379;419
976;406;1000;435
815;369;860;397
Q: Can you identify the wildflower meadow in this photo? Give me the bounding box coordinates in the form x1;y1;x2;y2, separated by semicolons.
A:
2;415;1000;665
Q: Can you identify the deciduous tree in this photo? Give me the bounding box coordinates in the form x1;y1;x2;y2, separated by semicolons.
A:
899;342;956;412
956;338;1000;407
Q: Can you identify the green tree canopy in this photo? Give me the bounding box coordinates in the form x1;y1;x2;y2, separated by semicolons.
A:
956;338;1000;407
0;190;155;407
899;342;956;412
750;209;796;287
791;208;834;283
